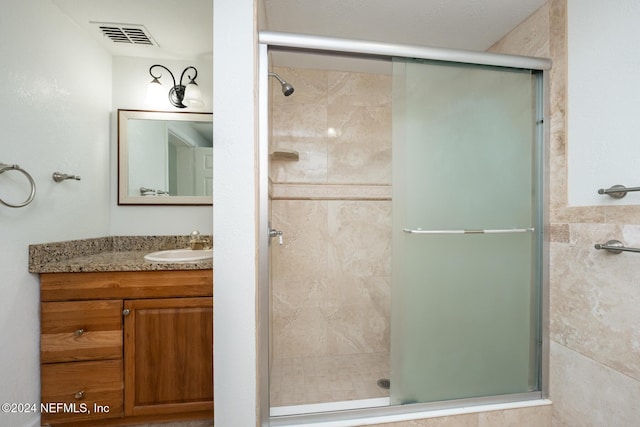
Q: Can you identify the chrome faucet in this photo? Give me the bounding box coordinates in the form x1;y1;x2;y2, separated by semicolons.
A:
189;230;211;250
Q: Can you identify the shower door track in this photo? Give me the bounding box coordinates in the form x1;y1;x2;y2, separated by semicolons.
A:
258;31;551;427
259;31;552;71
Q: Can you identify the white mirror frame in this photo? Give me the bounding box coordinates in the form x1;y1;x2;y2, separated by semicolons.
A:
118;109;213;205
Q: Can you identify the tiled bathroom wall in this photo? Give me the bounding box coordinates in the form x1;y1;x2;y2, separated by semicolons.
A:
269;66;392;363
270;67;392;185
269;66;393;406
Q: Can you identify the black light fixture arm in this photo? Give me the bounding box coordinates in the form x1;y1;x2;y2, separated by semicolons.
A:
149;64;177;86
179;66;198;85
149;64;199;108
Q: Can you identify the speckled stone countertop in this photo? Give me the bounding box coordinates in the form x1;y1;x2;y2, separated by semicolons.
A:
29;235;213;273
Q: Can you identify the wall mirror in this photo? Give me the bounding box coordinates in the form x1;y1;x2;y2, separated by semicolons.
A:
118;109;213;205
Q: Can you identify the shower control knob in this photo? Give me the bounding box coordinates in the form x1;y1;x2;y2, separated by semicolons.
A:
268;228;284;245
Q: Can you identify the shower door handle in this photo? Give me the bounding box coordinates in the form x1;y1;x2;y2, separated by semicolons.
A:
269;228;284;245
402;227;534;235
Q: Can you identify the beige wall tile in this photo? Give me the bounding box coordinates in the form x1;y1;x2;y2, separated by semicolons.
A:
270;67;392;186
371;414;479;427
271;200;329;280
271;183;392;201
326;301;390;354
550;224;640;380
478;405;552;427
328;71;392;108
550;341;640;427
604;205;640;225
270;67;329;184
327;276;390;310
272;305;328;358
488;3;550;57
327;201;392;278
549;223;570;243
272;66;328;106
327;104;392;184
270;101;329;183
352;405;552;427
271;199;392;359
270;68;395;366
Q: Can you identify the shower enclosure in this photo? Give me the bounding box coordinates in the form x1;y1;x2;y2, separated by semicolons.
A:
258;32;549;424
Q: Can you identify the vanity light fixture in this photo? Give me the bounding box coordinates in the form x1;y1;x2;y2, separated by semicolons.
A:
146;64;204;108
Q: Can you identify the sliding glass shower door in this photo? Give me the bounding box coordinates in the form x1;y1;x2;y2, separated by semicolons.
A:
391;59;542;404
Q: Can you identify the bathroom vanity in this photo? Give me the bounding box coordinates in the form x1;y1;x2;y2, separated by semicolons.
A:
30;237;213;426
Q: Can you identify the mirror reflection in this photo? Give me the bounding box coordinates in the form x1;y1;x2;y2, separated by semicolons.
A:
118;109;213;205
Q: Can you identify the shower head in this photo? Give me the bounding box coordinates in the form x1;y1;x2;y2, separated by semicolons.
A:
268;72;295;96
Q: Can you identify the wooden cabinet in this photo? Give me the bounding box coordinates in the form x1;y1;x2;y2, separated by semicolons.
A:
39;270;213;427
124;297;213;417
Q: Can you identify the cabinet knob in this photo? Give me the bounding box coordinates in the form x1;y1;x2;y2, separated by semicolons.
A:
74;328;84;337
74;390;85;400
122;309;130;316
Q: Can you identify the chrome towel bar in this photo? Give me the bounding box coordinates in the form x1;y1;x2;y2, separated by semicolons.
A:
402;227;534;235
597;184;640;199
0;163;36;208
594;240;640;254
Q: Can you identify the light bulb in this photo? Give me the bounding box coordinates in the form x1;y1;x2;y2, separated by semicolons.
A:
183;80;204;108
145;78;164;106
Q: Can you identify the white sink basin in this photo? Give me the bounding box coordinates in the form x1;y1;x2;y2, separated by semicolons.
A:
144;248;212;263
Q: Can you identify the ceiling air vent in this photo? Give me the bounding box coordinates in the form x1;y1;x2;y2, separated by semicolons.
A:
93;22;156;46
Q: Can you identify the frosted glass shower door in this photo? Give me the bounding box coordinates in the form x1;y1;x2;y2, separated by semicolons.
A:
391;59;541;404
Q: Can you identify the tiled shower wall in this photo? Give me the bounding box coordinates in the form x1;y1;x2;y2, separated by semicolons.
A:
269;66;392;360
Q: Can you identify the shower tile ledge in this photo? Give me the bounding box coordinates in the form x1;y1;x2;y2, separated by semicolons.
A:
271;183;391;200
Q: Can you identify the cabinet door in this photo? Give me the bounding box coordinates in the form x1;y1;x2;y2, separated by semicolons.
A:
124;297;213;417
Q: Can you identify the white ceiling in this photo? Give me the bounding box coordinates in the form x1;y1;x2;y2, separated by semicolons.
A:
51;0;546;62
262;0;546;51
51;0;213;60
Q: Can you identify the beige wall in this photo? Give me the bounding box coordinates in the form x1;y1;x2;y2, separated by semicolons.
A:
269;66;392;359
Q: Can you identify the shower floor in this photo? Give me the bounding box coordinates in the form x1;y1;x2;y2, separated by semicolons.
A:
270;352;390;407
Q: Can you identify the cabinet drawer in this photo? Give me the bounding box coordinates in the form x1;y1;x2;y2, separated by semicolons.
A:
40;270;213;301
41;300;123;363
41;359;123;424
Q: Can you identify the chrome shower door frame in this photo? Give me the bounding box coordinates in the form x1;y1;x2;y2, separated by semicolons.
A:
257;32;550;426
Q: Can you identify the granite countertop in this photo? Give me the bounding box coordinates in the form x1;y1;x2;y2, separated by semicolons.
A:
29;235;213;273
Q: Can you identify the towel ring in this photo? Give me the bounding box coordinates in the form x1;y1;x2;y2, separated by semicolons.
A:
0;163;36;208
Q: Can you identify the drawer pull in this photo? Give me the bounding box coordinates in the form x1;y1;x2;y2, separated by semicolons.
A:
74;328;84;337
74;390;85;400
123;309;130;316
